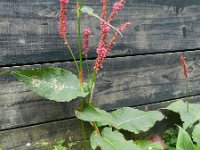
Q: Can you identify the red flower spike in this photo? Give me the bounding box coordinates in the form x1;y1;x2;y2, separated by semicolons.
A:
108;0;126;24
59;0;69;39
101;0;108;21
94;22;131;73
107;22;131;52
100;0;110;47
83;28;92;57
180;54;188;78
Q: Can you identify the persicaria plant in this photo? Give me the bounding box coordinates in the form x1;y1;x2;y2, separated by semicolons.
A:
2;0;200;150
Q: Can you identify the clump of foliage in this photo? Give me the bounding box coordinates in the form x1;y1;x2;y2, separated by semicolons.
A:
162;128;178;150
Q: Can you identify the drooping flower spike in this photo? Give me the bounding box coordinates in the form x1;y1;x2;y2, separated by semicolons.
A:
83;28;92;57
59;0;70;39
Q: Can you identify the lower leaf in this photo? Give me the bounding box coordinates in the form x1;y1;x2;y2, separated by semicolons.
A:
90;127;141;150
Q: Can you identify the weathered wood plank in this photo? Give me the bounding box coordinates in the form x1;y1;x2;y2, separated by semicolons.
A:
1;50;200;130
1;95;200;150
1;0;200;65
0;119;92;150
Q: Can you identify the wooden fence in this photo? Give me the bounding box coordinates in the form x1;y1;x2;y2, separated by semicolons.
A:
1;0;200;149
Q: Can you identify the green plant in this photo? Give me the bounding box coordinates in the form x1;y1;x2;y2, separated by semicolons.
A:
2;0;164;149
1;0;200;150
162;128;178;150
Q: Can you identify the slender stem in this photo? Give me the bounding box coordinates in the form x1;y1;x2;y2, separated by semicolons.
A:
81;0;85;7
85;58;90;77
81;120;88;150
185;78;189;112
93;122;100;134
64;39;80;73
76;0;83;82
89;72;96;103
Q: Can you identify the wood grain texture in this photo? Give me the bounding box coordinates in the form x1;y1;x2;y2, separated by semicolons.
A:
1;95;200;150
0;0;200;65
0;119;92;150
1;50;200;130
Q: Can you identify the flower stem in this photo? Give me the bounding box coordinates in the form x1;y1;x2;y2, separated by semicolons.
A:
81;0;85;7
64;39;80;73
185;78;189;112
89;72;96;103
93;122;100;134
76;0;83;85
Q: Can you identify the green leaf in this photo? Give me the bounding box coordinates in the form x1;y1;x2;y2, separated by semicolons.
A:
166;100;200;129
75;103;113;123
194;145;200;150
176;126;194;150
80;6;94;15
0;146;6;150
76;104;164;134
192;124;200;144
136;140;164;150
90;127;141;150
11;68;88;102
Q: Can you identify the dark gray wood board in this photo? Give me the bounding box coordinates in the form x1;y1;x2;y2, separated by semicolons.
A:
1;95;199;150
0;119;92;150
1;50;200;130
1;0;200;66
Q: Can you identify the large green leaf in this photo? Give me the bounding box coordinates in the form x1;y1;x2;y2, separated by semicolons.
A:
176;127;194;150
194;145;200;150
75;103;113;123
166;100;200;129
90;127;141;150
76;104;164;134
192;124;200;144
11;68;88;102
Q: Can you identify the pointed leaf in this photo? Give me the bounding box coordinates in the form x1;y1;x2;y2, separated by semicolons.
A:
80;6;94;15
90;127;141;150
108;107;164;134
11;68;88;102
166;100;200;129
176;126;194;150
192;124;200;144
75;103;113;123
76;104;164;134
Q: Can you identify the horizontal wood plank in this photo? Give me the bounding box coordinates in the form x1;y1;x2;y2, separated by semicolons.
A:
1;95;200;150
1;50;200;130
0;0;200;65
0;119;92;150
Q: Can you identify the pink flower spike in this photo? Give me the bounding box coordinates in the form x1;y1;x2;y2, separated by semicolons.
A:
94;45;107;73
118;22;131;32
94;22;131;73
83;28;92;57
180;54;188;78
107;22;131;51
60;0;69;3
108;0;126;24
59;0;69;39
